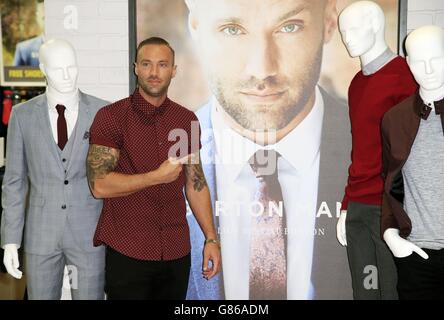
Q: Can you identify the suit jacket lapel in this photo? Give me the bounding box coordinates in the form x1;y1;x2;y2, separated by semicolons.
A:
399;94;422;166
312;89;352;299
36;94;65;173
67;91;91;173
197;102;219;227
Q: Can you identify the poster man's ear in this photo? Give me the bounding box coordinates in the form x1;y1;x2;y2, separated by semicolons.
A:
187;12;199;41
324;0;338;44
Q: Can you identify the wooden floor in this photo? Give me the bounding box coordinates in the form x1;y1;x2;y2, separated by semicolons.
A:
0;272;26;300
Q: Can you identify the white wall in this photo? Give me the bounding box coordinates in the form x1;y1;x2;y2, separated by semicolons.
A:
408;0;444;32
45;0;129;103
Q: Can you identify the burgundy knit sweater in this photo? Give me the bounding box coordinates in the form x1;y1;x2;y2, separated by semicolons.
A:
341;56;418;210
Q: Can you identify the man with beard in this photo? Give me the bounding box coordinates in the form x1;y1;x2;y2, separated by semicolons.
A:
87;37;220;300
184;0;352;299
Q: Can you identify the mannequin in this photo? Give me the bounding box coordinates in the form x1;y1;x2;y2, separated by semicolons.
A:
337;1;417;299
1;39;108;299
381;26;444;300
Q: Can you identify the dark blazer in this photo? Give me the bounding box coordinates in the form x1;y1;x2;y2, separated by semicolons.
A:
381;93;438;237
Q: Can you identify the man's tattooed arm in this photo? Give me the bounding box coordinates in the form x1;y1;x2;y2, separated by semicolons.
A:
86;144;120;191
184;152;217;245
184;152;208;192
86;144;168;198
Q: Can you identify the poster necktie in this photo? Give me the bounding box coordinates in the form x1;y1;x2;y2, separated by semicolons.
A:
249;149;287;299
55;104;68;150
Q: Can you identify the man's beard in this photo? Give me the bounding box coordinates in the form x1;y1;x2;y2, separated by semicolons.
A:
138;77;171;98
211;49;323;131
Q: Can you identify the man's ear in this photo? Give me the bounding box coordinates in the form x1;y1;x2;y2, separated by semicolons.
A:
324;0;338;44
133;61;138;77
172;65;177;78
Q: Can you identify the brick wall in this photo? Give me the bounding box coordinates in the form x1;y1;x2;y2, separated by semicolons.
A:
408;0;444;31
45;0;129;103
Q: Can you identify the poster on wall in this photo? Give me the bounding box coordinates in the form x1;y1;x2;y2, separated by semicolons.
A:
134;0;402;300
0;0;45;86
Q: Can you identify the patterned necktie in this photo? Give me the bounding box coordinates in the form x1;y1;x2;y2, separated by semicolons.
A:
55;104;68;150
249;149;287;300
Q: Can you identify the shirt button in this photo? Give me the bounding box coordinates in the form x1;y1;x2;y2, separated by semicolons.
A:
62;158;67;162
61;205;67;210
159;142;163;145
64;180;69;185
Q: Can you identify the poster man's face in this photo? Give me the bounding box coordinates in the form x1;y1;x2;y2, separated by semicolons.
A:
187;0;337;130
36;2;45;32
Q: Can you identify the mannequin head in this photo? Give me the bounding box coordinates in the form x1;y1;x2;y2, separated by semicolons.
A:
39;39;78;95
406;26;444;102
338;1;387;65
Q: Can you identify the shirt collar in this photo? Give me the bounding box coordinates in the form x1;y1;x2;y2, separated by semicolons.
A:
131;88;169;118
415;92;444;119
362;48;397;76
211;86;324;181
46;89;79;113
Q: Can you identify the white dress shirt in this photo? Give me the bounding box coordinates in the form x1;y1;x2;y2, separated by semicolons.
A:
211;87;324;300
47;90;80;144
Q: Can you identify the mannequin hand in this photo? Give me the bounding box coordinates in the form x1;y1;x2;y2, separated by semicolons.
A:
383;228;429;259
336;210;347;246
3;244;23;279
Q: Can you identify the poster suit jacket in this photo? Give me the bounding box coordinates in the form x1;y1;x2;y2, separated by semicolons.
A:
13;35;44;67
1;91;108;255
186;88;353;300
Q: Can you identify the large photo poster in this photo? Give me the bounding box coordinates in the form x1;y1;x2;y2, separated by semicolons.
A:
135;0;401;300
0;0;45;86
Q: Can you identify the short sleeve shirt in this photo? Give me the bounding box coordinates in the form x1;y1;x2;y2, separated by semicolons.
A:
90;89;202;261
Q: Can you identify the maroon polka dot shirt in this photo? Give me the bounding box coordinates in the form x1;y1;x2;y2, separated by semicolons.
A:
90;89;201;261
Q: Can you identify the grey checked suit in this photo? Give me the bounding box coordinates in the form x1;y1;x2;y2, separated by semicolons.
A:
1;91;108;299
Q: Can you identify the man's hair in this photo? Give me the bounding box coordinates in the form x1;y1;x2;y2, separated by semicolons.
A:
135;37;175;64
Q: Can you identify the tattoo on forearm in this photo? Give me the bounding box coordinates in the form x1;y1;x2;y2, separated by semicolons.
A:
87;144;119;190
185;154;207;192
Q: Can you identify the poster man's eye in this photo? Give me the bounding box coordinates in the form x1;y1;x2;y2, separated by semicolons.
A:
223;26;244;36
279;23;301;33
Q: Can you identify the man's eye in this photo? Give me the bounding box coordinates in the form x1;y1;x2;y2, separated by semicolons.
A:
223;26;243;36
279;23;301;33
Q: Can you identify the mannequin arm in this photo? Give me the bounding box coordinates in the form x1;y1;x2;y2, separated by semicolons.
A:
2;244;23;279
383;228;429;259
336;210;348;246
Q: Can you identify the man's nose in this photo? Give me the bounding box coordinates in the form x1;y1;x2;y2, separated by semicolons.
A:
149;65;160;77
244;36;278;81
